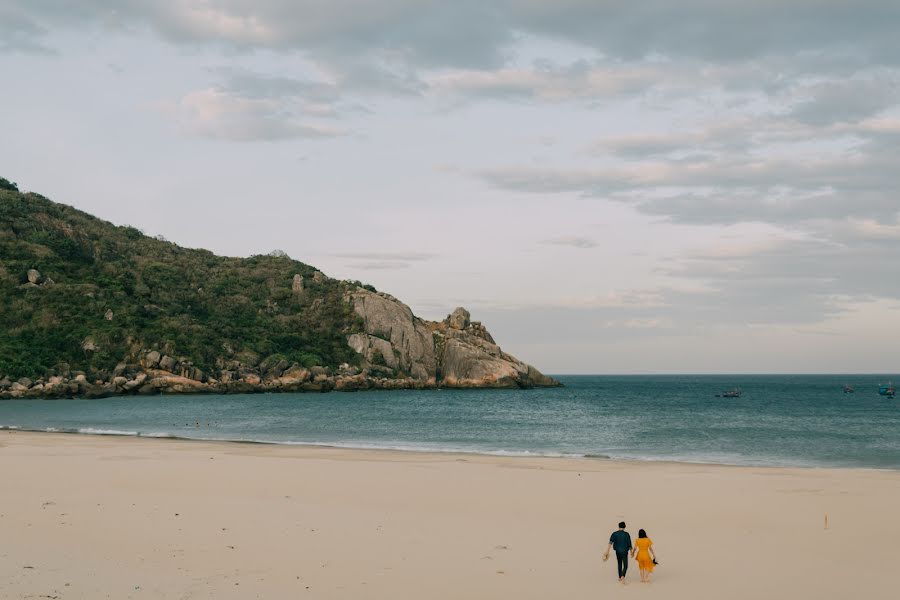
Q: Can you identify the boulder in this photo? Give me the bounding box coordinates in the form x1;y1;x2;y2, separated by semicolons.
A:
17;377;33;388
159;355;177;372
143;350;161;369
81;337;99;352
346;289;557;389
27;268;41;284
448;307;470;330
292;274;304;293
279;365;310;384
346;289;437;381
104;309;114;321
242;374;261;386
122;373;147;391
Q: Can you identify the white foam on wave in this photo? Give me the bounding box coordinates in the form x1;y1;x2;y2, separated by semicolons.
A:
188;436;589;459
77;428;139;437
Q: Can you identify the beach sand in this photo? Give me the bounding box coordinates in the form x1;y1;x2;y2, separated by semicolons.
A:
1;431;896;599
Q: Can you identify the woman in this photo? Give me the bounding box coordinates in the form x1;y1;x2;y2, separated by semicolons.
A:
631;529;657;583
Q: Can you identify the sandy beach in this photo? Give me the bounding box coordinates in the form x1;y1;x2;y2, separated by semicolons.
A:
1;431;897;599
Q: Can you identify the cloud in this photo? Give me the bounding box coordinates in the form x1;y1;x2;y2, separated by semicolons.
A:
345;261;412;270
0;6;55;54
788;76;900;126
427;60;660;103
175;88;343;141
332;251;437;261
12;1;900;64
333;251;437;271
540;235;598;249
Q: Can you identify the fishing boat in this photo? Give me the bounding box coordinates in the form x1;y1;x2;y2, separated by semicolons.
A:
878;382;896;398
716;388;742;398
843;384;855;394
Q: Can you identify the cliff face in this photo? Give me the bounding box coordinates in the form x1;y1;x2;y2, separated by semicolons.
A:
347;289;558;389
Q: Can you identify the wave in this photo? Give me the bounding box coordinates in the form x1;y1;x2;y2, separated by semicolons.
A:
1;424;892;470
1;424;589;459
78;427;140;436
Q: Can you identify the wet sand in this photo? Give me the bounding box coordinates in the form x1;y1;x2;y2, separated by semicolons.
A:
1;431;896;599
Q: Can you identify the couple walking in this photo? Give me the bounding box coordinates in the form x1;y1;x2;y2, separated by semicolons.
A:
603;521;657;583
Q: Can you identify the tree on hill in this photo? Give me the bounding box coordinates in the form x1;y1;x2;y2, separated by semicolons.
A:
0;179;364;380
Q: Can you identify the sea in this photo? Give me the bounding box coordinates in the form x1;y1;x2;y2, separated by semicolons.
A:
2;375;898;469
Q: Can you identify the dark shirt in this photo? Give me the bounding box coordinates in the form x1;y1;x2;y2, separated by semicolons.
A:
609;530;632;553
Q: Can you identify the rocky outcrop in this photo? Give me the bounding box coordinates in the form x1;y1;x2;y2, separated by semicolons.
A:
1;279;557;400
346;289;559;389
346;290;438;383
292;274;304;293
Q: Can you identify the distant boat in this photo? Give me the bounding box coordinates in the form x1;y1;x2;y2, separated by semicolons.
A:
879;382;896;398
843;384;855;394
716;388;742;398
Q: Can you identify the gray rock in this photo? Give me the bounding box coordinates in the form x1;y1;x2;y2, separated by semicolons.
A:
346;289;557;389
143;350;161;369
17;377;33;388
292;274;304;293
280;365;310;383
81;337;99;352
27;268;41;284
448;307;470;330
122;373;147;391
104;309;114;321
347;289;437;382
159;355;177;372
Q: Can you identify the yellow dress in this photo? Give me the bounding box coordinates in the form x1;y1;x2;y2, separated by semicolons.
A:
635;538;654;572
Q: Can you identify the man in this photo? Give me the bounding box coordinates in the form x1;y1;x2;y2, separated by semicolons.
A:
603;521;632;583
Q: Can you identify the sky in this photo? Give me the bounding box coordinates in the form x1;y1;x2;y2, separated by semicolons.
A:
1;1;899;374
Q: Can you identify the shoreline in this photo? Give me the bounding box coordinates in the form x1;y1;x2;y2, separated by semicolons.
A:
0;372;562;401
2;430;896;599
2;427;896;472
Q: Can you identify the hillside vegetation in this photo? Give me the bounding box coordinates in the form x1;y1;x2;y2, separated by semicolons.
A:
0;178;365;381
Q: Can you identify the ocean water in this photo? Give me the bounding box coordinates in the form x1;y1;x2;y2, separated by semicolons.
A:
1;375;898;469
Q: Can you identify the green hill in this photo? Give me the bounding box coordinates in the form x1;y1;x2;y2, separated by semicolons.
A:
0;177;366;381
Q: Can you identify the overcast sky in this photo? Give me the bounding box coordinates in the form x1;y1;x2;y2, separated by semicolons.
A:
2;1;899;373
